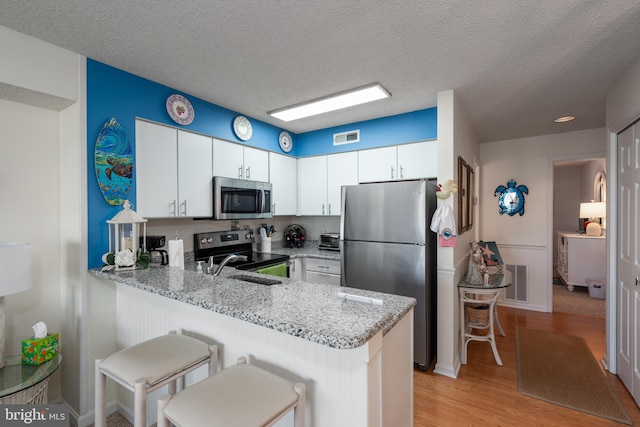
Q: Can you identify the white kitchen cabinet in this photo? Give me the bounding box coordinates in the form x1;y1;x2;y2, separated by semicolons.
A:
136;120;212;218
298;152;358;216
358;141;437;182
212;138;269;182
298;156;327;215
288;257;303;281
397;140;437;180
304;258;341;285
327;152;358;216
556;231;605;291
269;152;297;215
358;146;396;182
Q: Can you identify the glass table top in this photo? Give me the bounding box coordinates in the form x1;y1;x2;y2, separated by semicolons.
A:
458;270;512;289
0;354;62;398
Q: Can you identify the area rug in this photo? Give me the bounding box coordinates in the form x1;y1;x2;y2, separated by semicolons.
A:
516;327;633;425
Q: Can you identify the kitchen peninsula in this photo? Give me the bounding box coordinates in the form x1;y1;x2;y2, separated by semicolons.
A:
91;262;416;427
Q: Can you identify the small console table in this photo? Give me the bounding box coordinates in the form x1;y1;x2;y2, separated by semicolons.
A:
0;354;62;404
458;272;511;366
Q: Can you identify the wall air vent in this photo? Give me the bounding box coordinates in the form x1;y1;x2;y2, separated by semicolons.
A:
333;130;360;146
504;264;528;302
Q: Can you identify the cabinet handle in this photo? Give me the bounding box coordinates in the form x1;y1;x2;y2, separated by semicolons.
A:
400;165;404;179
272;203;275;215
322;203;325;215
180;200;187;216
636;277;639;286
169;200;176;217
238;166;243;179
328;203;331;215
246;166;251;180
391;166;395;180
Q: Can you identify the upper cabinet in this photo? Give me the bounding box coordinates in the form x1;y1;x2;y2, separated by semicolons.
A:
327;152;358;216
298;152;358;216
358;141;437;183
136;120;213;218
213;139;269;182
269;152;297;216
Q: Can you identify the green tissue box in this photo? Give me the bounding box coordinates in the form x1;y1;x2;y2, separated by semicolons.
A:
21;333;59;365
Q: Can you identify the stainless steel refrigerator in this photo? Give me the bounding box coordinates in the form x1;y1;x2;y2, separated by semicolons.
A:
340;179;437;369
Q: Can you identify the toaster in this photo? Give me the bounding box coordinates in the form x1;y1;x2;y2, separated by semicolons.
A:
319;232;340;251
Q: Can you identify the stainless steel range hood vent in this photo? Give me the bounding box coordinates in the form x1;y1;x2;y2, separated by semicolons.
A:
333;129;360;145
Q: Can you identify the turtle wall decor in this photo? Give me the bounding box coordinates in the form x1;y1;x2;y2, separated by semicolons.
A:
494;179;529;216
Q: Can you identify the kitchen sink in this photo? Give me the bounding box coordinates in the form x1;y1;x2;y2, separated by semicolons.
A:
228;274;282;286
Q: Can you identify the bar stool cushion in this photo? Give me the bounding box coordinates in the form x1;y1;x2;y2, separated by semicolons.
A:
99;334;211;388
163;363;299;427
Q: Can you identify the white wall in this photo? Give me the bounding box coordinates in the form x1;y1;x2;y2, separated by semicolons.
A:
480;128;606;311
0;24;86;414
0;99;62;396
433;90;480;379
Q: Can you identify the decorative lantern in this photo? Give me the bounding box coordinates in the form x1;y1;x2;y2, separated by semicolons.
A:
107;200;147;271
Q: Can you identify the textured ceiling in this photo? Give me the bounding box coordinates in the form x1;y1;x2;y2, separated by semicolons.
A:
2;1;640;142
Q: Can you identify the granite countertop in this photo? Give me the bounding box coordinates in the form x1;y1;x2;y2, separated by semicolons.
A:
90;250;415;350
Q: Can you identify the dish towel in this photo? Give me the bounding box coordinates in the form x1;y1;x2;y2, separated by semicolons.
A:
257;263;287;277
430;203;457;247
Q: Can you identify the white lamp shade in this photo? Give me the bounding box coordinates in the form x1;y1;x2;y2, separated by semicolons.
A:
0;242;33;296
579;202;606;219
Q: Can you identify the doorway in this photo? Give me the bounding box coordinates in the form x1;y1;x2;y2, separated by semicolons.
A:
552;158;606;318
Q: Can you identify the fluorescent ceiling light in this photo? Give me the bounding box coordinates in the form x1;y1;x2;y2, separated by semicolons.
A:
268;83;391;122
554;116;575;123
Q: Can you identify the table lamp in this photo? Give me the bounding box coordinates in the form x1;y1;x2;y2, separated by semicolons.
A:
0;242;33;369
579;202;606;236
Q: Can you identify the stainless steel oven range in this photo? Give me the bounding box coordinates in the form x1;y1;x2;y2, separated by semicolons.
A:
193;230;289;274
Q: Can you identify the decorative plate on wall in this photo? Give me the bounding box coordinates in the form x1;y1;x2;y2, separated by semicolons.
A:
233;116;253;141
494;179;529;216
166;94;195;125
279;131;293;153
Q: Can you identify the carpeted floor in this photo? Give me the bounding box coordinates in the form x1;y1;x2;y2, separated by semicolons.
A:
516;327;633;425
553;280;605;318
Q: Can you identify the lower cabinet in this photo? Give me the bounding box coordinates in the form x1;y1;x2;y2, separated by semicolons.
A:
304;258;341;285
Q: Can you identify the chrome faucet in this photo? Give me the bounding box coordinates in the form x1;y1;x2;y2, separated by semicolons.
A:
212;254;248;276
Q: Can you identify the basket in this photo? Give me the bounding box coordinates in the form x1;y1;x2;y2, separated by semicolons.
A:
0;378;48;404
466;304;490;325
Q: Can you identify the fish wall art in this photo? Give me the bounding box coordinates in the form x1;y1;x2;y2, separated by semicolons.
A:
95;118;133;205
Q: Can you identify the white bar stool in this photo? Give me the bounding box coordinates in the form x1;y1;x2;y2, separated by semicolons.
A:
95;330;217;427
157;354;306;427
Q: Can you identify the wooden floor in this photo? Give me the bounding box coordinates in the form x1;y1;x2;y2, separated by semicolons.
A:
414;306;640;426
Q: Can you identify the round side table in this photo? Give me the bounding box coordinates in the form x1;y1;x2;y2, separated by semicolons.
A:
458;273;511;366
0;354;62;404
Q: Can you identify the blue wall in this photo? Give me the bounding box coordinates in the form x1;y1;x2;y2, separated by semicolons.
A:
87;59;437;268
296;108;437;157
87;59;289;268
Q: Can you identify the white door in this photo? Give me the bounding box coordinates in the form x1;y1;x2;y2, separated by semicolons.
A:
327;152;358;216
212;138;244;179
617;122;640;404
269;152;297;215
243;146;269;182
299;156;327;215
358;146;397;182
177;130;212;217
135;121;178;217
397;140;438;179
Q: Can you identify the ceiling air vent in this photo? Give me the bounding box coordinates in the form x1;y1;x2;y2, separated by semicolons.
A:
333;130;360;146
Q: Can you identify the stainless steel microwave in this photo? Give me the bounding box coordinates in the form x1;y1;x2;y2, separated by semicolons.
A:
213;176;272;220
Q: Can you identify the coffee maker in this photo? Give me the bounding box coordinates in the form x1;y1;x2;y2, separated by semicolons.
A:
140;235;168;265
